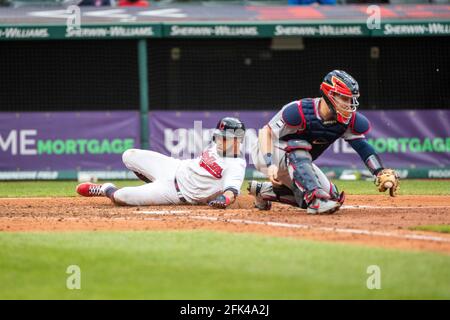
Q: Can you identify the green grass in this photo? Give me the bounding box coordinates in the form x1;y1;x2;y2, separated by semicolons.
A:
0;180;143;198
0;180;447;300
0;231;449;300
410;225;450;234
0;179;449;198
334;180;450;196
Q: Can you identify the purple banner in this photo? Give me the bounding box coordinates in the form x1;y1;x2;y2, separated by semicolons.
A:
1;110;449;172
0;112;139;170
149;110;450;168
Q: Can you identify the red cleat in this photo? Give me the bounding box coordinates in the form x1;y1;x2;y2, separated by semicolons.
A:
76;182;104;197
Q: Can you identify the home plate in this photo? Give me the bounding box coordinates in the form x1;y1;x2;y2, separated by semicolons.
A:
137;210;191;215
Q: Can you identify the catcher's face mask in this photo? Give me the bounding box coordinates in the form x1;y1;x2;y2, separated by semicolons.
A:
320;72;360;125
329;91;359;124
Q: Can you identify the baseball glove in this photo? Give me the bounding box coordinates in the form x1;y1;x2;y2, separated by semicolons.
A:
375;169;400;197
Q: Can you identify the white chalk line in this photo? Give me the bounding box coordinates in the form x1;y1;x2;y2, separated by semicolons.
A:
186;216;450;243
138;210;191;215
137;205;450;214
342;205;450;210
137;210;450;243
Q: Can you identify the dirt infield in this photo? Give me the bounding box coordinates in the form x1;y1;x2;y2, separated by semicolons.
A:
1;195;449;254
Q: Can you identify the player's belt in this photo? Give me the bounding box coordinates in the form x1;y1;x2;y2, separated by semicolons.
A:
174;178;187;203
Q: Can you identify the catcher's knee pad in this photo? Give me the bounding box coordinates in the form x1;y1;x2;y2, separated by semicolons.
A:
286;140;335;207
284;140;313;155
287;148;320;193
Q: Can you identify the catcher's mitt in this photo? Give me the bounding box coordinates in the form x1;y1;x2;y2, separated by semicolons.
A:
375;169;400;197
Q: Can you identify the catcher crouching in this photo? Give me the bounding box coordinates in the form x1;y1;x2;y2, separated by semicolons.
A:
249;70;400;215
76;117;247;209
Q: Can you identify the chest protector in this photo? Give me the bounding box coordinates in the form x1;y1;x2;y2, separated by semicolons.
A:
280;98;348;160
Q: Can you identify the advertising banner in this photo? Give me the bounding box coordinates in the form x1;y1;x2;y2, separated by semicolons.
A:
2;22;449;40
1;5;449;40
0;112;139;171
1;110;449;176
149;110;450;169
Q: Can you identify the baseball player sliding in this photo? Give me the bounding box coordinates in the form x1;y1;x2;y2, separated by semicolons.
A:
249;70;399;215
76;117;247;209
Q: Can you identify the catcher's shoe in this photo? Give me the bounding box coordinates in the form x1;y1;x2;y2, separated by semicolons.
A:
305;189;341;215
306;198;341;215
76;182;116;197
247;180;272;210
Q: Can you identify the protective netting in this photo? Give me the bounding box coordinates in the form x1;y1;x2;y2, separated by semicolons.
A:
0;37;448;111
147;37;450;110
0;40;139;111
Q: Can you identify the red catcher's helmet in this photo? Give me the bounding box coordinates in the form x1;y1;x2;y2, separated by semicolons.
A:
320;70;360;124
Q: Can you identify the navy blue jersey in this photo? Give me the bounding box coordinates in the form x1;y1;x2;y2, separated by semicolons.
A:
268;98;371;160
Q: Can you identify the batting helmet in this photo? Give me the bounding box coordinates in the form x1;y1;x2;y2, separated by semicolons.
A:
213;117;246;142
